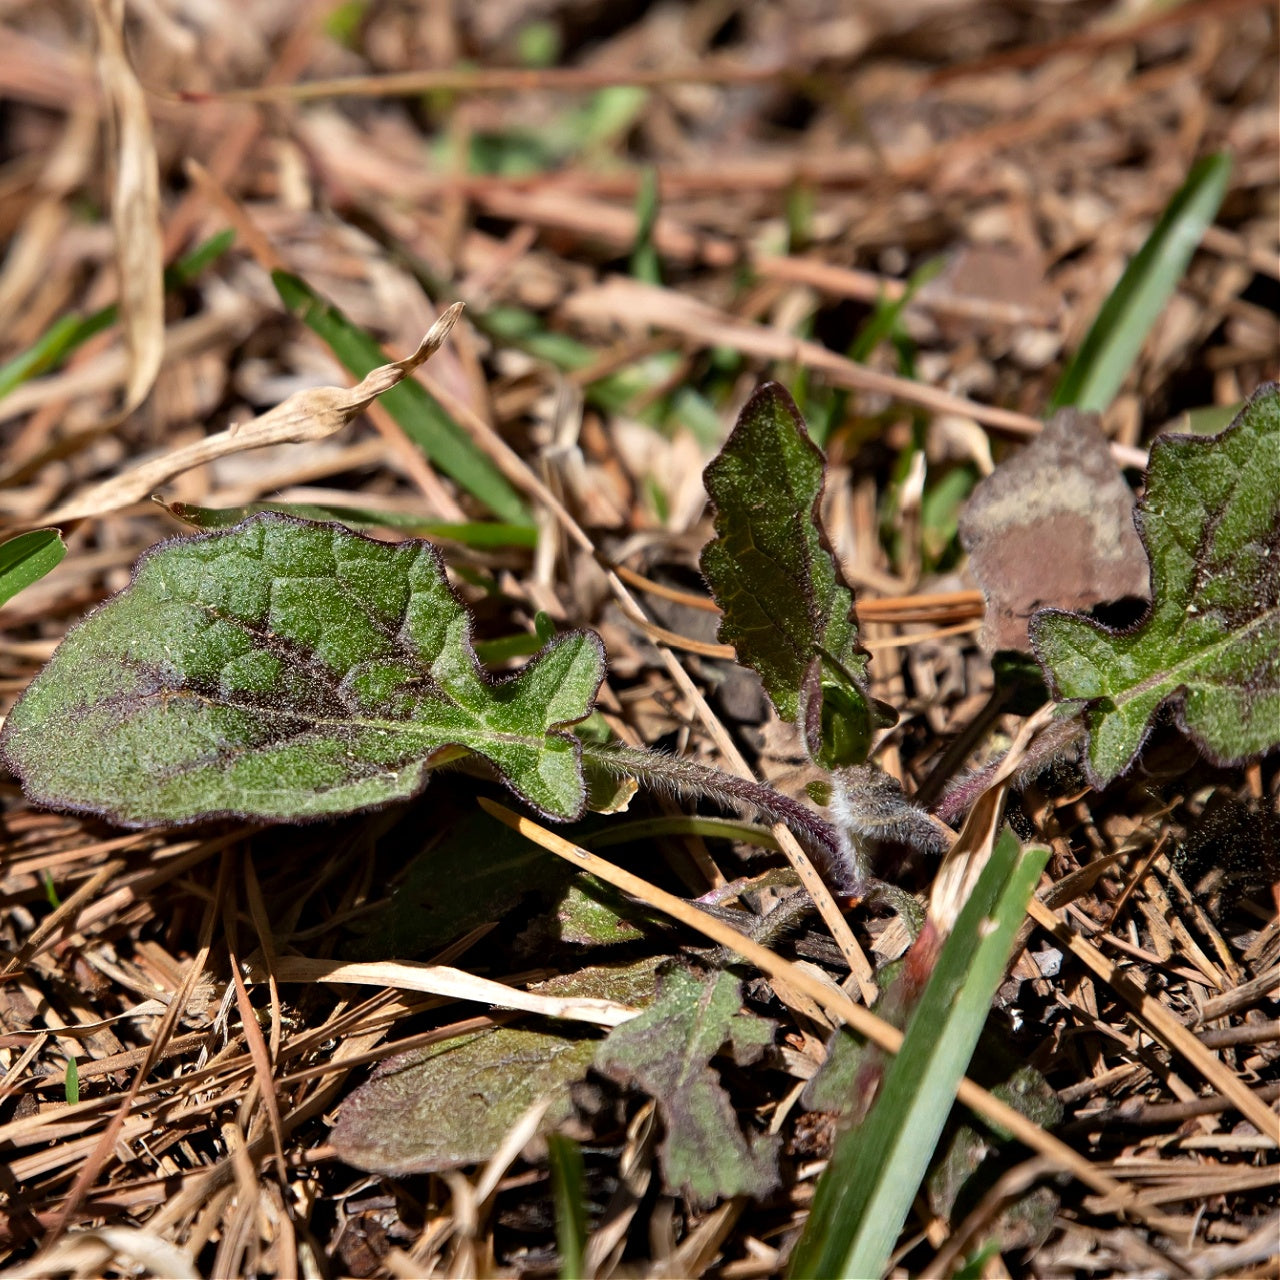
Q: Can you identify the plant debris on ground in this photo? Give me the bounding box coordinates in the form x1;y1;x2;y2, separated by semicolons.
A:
0;1;1276;1277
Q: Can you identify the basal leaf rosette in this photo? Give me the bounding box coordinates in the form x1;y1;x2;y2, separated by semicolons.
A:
0;514;606;826
1030;383;1280;785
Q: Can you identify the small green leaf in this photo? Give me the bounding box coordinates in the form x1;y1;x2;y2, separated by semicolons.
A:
630;166;662;286
790;831;1048;1279
0;229;233;406
64;1056;80;1106
595;966;780;1203
700;383;893;763
547;875;654;947
1050;153;1231;413
1031;384;1280;786
928;1063;1063;1257
0;514;606;826
0;529;65;607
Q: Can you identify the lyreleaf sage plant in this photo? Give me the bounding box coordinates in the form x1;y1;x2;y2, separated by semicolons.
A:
2;378;1276;901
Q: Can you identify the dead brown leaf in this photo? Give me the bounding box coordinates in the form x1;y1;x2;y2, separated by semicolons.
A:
959;408;1150;653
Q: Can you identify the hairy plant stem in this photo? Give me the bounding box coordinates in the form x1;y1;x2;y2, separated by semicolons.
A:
934;708;1087;825
578;740;842;867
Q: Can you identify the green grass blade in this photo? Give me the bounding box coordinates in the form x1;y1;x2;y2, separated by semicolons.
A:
1050;152;1230;412
0;311;116;402
0;529;66;607
789;829;1049;1279
64;1056;80;1106
272;270;530;525
847;256;944;365
547;1133;587;1280
0;229;234;404
631;166;662;286
162;499;536;549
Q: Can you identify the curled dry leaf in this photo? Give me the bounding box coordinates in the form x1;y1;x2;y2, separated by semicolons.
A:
46;303;465;524
959;409;1149;653
92;0;163;416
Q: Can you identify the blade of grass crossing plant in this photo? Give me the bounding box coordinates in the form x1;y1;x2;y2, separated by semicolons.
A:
547;1133;587;1280
168;228;235;286
955;1241;1002;1279
1050;153;1230;413
847;256;944;365
0;312;113;402
789;829;1048;1279
273;270;530;524
0;529;65;607
160;499;536;549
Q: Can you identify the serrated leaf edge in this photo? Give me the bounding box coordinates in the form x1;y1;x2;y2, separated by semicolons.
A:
1028;381;1280;785
700;381;879;747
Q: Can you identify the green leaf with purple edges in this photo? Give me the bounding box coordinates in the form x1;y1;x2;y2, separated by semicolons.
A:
0;514;606;827
1030;383;1280;786
330;959;661;1175
331;1026;598;1175
594;965;780;1203
699;382;893;765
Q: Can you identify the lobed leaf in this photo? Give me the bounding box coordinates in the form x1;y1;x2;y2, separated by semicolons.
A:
594;965;780;1203
699;382;892;764
1030;384;1280;786
0;514;606;827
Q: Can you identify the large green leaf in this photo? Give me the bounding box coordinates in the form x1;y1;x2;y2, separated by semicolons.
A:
0;514;605;826
1031;384;1280;786
700;383;892;764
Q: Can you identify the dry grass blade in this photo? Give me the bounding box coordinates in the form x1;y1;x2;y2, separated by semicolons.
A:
252;957;638;1028
44;303;464;524
929;704;1056;929
1026;897;1280;1144
90;0;162;416
4;1226;200;1280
